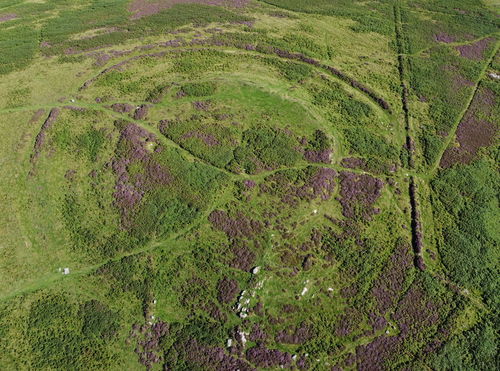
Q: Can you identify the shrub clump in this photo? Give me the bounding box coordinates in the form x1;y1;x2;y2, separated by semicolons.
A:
304;129;332;163
344;127;398;160
232;126;301;173
180;81;217;97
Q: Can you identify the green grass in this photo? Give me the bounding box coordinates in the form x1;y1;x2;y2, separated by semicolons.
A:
0;0;498;369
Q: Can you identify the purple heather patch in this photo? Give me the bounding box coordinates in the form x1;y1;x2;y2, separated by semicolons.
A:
229;242;256;271
338;171;384;220
355;283;440;369
243;179;256;188
209;210;263;239
335;308;362;337
111;103;134;113
371;240;413;315
297;168;336;201
455;37;494;60
0;13;17;22
133;104;150;120
217;277;239;304
304;149;332;163
29;108;46;124
246;345;292;368
434;32;456;43
181;130;220;146
274;167;337;206
341;157;367;170
184;339;255;371
31;108;60;163
112;123;171;227
192;100;211;111
249;323;267;342
275;323;312;344
441;88;497;168
133;321;169;369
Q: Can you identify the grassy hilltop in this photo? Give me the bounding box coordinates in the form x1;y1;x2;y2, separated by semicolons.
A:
0;0;498;369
